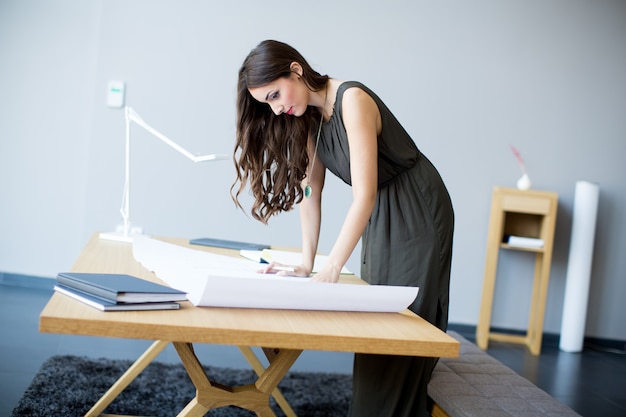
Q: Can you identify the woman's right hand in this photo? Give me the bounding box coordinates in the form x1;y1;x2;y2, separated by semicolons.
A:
258;262;312;278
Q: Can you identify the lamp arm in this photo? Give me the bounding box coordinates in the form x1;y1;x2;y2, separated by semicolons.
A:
125;107;229;162
108;107;229;241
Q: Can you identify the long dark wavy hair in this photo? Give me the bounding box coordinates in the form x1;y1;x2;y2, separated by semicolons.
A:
232;40;329;224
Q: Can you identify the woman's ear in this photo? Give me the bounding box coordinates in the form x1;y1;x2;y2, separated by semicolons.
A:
290;62;303;77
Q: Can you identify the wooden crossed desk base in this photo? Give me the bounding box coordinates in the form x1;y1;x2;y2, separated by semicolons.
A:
85;341;299;417
40;234;459;417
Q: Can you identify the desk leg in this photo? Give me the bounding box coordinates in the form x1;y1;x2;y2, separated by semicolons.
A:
174;342;302;417
239;346;297;417
84;340;169;417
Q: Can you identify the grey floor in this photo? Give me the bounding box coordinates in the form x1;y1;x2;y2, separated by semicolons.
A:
1;280;625;416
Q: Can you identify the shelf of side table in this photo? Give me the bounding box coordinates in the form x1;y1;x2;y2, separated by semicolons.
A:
476;187;558;355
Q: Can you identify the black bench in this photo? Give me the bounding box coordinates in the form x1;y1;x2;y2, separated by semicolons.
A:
428;331;581;417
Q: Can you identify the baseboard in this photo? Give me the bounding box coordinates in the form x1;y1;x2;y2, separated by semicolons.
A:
446;323;560;346
446;323;625;355
0;272;54;290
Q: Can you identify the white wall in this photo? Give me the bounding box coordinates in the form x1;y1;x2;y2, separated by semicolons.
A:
1;0;625;341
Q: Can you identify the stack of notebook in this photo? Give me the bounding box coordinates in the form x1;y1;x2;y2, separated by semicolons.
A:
54;272;187;311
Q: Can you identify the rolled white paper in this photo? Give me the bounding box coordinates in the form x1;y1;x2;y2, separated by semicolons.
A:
559;181;599;352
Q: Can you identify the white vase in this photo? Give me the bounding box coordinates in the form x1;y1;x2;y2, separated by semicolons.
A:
517;173;531;190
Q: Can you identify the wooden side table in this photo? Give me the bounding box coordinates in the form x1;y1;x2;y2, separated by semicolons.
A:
476;187;558;355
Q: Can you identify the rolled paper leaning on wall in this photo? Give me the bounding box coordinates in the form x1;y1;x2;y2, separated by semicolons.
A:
559;181;600;353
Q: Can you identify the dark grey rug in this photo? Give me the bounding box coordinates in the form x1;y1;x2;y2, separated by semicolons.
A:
11;355;351;416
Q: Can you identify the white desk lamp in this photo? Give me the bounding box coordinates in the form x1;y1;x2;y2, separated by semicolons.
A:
100;106;229;243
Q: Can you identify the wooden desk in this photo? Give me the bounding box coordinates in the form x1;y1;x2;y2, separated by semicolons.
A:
40;234;459;416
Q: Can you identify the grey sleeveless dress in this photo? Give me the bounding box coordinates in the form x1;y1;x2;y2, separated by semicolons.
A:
317;81;454;417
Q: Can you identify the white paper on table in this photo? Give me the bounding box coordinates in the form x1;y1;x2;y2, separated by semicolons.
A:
132;235;261;292
194;274;417;312
240;249;353;274
133;236;417;312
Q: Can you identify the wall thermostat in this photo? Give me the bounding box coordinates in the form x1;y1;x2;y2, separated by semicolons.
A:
107;80;125;108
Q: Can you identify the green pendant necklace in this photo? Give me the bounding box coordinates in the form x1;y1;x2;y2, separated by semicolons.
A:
305;87;327;198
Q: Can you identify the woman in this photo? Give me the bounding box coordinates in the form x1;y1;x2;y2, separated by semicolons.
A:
233;40;454;417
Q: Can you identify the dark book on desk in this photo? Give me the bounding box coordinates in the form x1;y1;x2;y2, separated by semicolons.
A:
190;237;270;251
56;272;187;303
54;285;181;311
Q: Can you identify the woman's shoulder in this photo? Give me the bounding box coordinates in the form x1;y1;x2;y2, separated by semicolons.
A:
336;80;369;95
335;81;380;112
332;81;377;108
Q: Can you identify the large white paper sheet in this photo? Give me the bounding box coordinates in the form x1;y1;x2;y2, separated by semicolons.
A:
132;236;418;313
